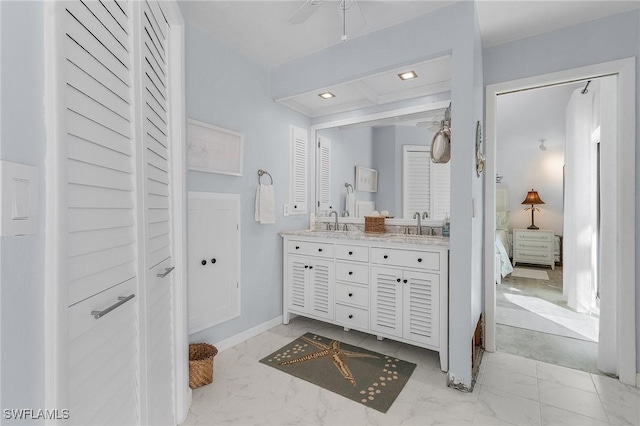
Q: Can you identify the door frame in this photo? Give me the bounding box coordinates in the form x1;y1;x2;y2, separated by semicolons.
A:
483;58;636;385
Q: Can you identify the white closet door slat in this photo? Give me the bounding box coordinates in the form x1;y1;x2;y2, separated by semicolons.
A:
68;184;134;209
67;112;133;157
67;159;134;191
68;208;134;232
66;85;132;138
68;135;133;174
68;263;137;306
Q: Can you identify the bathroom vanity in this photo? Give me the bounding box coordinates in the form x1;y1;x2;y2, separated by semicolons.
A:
281;230;449;371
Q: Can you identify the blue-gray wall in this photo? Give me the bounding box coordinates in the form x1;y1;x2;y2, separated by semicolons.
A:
483;7;640;372
271;1;485;386
183;22;312;344
317;127;374;214
0;1;46;420
372;127;397;217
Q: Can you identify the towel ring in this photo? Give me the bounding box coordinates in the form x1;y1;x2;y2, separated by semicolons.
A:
258;169;273;185
345;183;354;193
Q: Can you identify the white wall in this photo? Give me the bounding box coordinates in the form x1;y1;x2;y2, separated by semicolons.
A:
182;22;312;345
271;1;485;387
496;83;580;235
0;1;46;419
484;7;640;372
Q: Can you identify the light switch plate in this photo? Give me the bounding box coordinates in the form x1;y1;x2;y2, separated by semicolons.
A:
0;161;39;236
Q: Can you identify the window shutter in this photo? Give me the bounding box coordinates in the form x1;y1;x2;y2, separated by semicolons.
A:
317;136;332;211
403;146;431;218
290;126;308;214
431;161;451;221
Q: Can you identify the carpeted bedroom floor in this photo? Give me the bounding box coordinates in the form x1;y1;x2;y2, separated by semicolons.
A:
496;266;602;374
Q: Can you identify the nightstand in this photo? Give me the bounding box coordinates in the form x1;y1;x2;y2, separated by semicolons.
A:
513;229;555;270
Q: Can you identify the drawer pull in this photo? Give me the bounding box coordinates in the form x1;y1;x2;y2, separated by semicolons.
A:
304;265;309;269
348;251;353;255
348;314;353;319
403;279;408;284
348;293;353;297
418;258;423;263
383;255;388;259
157;266;175;278
201;260;207;266
91;294;135;319
309;266;314;269
318;248;323;252
396;278;401;283
295;246;300;249
211;258;217;264
348;271;353;275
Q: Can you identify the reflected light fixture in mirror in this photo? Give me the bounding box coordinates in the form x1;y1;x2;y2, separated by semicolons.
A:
539;139;547;151
398;70;418;81
318;92;336;99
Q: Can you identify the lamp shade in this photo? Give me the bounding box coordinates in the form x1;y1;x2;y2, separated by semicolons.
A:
521;189;545;205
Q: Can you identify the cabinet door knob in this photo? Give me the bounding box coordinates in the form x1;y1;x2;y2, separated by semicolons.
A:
295;246;300;249
348;271;353;275
383;255;388;259
309;266;313;269
348;314;353;319
294;205;298;209
201;260;207;266
403;279;408;283
396;278;401;282
304;265;309;269
318;248;323;252
348;251;353;255
348;293;353;297
418;258;423;263
211;258;217;264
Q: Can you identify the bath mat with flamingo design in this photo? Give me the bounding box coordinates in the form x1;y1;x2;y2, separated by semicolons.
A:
259;333;416;413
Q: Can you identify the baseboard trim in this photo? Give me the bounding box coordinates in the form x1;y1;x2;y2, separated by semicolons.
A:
213;316;283;352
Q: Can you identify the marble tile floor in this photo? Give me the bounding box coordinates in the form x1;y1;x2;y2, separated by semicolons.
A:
182;316;639;426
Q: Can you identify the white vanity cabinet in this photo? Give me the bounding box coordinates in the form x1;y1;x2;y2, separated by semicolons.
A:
282;234;449;371
286;240;335;321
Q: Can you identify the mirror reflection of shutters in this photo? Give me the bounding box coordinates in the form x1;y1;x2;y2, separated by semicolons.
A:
403;146;431;218
291;126;308;214
317;136;332;211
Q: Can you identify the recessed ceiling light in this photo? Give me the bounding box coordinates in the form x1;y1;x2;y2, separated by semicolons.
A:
318;92;336;99
398;71;418;81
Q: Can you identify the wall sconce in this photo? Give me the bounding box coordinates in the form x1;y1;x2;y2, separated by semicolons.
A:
521;189;545;230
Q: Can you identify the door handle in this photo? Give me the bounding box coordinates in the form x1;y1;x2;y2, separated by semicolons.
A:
91;294;135;319
157;266;175;278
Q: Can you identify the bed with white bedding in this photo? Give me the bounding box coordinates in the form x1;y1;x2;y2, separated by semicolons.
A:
495;188;513;284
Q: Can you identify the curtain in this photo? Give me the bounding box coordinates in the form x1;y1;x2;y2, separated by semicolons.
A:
563;88;597;314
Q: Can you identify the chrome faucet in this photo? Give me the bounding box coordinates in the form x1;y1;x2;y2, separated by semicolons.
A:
330;210;339;231
413;211;422;235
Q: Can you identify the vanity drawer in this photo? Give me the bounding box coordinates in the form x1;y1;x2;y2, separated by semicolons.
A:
287;240;334;258
335;283;369;307
335;244;369;262
370;247;439;271
513;230;553;242
335;303;369;329
335;262;369;285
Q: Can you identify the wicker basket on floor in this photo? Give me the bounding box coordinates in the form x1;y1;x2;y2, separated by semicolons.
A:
364;216;385;233
189;343;218;389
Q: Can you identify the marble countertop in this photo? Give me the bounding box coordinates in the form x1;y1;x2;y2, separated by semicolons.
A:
280;229;450;248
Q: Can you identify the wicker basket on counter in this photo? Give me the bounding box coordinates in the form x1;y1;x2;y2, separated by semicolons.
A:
364;216;385;234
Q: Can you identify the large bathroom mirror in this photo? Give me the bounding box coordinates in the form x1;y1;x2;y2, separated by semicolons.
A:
313;103;451;225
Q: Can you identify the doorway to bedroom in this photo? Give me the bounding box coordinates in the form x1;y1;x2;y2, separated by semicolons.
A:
493;77;611;374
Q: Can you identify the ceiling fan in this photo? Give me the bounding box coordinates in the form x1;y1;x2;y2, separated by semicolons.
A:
416;107;451;132
288;0;367;39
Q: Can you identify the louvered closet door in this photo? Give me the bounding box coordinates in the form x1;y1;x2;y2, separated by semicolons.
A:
62;1;139;424
403;147;430;218
370;267;402;338
317;136;332;211
140;1;175;424
291;126;308;214
403;271;439;346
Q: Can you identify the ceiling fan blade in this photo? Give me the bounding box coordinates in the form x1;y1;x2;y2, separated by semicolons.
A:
289;0;325;25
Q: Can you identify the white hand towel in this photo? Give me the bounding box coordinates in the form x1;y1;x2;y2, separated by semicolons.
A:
346;192;356;218
255;184;276;224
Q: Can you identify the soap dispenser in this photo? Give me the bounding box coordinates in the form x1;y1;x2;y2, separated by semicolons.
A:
442;213;450;237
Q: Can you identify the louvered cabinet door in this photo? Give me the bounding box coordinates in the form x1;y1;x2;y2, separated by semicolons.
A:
370;267;402;338
140;1;175;424
61;0;139;424
287;256;309;313
309;259;335;320
317;136;332;211
402;271;439;346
